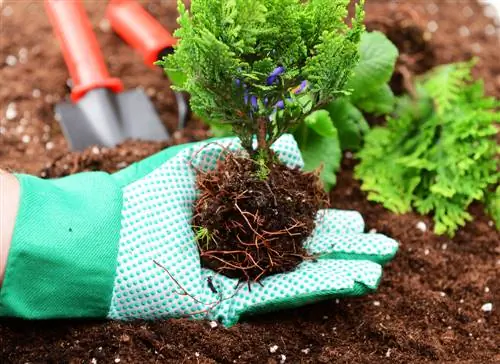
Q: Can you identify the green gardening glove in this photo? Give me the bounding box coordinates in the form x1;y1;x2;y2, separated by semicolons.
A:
0;135;398;327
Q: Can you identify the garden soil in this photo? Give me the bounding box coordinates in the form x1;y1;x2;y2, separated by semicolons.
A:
0;1;499;363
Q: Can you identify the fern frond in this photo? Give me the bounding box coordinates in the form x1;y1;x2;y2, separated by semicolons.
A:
355;61;499;236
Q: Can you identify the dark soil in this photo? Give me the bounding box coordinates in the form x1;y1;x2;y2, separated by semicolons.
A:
193;153;327;281
0;1;499;363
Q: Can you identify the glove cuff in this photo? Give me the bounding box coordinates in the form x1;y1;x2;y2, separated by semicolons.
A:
0;173;123;319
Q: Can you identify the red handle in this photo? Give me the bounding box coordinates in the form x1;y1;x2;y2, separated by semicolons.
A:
106;0;177;67
45;0;123;102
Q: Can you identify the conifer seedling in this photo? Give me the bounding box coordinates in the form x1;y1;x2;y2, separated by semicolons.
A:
157;0;366;281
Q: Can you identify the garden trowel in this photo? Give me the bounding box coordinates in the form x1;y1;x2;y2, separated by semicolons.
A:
105;0;191;130
45;0;169;151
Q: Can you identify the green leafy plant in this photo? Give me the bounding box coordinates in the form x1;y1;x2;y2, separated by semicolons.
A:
486;187;500;229
355;61;499;236
327;31;399;151
158;0;365;172
184;28;398;190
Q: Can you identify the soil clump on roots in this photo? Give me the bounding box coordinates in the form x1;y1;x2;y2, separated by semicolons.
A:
193;153;328;282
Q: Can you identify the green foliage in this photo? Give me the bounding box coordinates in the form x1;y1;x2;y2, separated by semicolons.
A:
295;110;342;191
355;61;500;236
194;226;213;250
325;31;399;152
486;187;500;229
158;0;365;158
325;98;369;151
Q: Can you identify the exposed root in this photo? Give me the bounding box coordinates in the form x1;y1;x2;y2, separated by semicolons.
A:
192;152;328;282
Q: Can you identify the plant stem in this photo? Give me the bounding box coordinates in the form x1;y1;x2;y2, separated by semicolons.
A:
257;117;268;156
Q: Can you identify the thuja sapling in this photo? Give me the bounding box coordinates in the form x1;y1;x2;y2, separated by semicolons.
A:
158;0;365;171
157;0;366;281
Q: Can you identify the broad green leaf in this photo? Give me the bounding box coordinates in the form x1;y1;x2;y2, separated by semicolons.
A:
294;111;341;191
348;31;398;99
304;110;337;137
354;84;395;115
209;122;233;137
326;99;369;151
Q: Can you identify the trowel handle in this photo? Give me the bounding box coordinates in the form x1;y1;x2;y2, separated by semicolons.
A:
106;0;177;67
45;0;124;102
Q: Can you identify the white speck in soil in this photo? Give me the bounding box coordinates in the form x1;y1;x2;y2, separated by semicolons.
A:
373;301;381;306
91;358;97;364
116;162;128;169
146;87;156;97
439;292;446;297
22;135;31;144
477;319;483;323
114;359;120;363
269;345;279;353
46;142;54;150
280;354;286;363
345;151;353;159
323;315;328;319
18;47;28;63
460;299;465;304
462;6;474;18
32;89;41;98
487;220;494;227
369;228;377;233
301;348;310;355
209;320;218;328
485;24;497;36
6;102;17;120
484;286;490;293
385;348;392;358
441;243;448;250
92;146;100;155
99;19;111;32
5;54;17;66
481;303;493;312
2;5;13;17
427;21;438;33
45;94;54;103
484;5;498;19
335;299;340;304
195;352;200;357
416;221;427;232
471;43;482;53
98;347;102;351
424;248;430;255
459;26;471;37
426;3;438;15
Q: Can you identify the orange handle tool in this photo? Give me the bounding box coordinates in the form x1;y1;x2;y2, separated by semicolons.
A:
105;0;177;67
45;0;124;102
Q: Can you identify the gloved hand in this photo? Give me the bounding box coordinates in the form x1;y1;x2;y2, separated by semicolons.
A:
0;135;398;327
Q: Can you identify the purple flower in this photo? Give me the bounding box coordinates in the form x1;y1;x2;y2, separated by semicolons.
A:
267;66;285;85
292;80;308;94
244;89;249;104
274;100;285;109
250;95;258;109
235;79;242;86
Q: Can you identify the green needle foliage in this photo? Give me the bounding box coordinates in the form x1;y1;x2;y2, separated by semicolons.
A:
158;0;365;163
355;61;500;236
